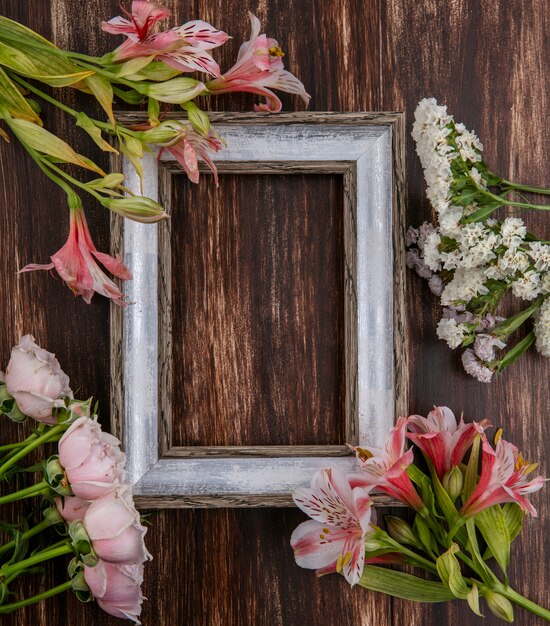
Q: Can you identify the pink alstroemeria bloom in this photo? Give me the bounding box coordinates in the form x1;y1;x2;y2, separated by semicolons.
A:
407;406;491;480
206;12;310;112
20;208;132;305
291;468;373;586
161;126;223;185
101;1;170;42
103;2;228;76
461;436;546;517
348;417;424;511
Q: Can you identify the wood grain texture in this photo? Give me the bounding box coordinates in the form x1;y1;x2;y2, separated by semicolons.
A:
0;0;548;625
170;171;346;447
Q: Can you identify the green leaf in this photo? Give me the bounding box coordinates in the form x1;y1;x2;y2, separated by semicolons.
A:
0;16;57;50
413;515;438;559
0;66;41;124
463;436;480;501
462;201;503;223
75;112;117;153
105;55;154;78
497;332;536;371
359;565;455;602
436;545;470;599
0;40;38;74
7;117;105;174
82;75;115;126
183;101;211;136
502;503;524;542
112;85;145;105
465;518;497;586
475;505;510;576
467;584;484;617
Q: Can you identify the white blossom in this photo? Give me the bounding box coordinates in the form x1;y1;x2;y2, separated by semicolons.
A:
469;167;486;188
498;247;530;274
436;318;469;349
500;217;527;249
441;269;489;305
528;242;550;272
511;270;541;300
534;298;550;357
423;232;442;271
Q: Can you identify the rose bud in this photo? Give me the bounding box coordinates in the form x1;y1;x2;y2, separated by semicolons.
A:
55;495;91;523
84;560;144;624
58;416;125;500
83;488;151;565
4;334;72;423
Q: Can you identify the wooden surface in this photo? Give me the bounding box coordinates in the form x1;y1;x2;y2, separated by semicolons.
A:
0;0;548;625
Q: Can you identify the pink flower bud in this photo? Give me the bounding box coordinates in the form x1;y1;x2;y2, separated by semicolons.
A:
55;496;90;523
83;488;151;565
4;335;72;423
84;559;144;624
58;416;125;500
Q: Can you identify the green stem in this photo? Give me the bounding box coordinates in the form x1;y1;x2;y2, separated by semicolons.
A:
0;544;73;579
0;424;68;478
500;586;550;621
0;581;72;613
502;180;550;196
482;188;550;211
0;519;52;559
0;481;51;505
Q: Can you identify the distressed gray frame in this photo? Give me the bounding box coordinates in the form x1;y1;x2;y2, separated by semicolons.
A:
111;112;407;508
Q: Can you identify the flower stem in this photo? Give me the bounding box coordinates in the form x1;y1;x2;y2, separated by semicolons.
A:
0;481;51;505
0;519;52;559
499;586;550;621
0;580;73;613
502;180;550;196
0;543;73;579
0;424;68;478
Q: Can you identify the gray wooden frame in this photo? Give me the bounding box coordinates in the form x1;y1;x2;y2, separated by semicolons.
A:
111;112;407;508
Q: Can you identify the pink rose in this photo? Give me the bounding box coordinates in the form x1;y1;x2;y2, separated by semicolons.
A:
4;334;72;423
58;416;125;499
83;488;151;565
55;496;91;523
84;559;144;624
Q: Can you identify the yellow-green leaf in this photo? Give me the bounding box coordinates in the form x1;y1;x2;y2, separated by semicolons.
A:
475;505;510;576
359;565;455;602
106;56;154;78
467;584;483;617
75;112;117;153
124;60;181;82
7;117;104;174
0;40;38;74
0;66;41;124
436;545;470;599
136;77;206;104
82;75;115;126
485;591;514;622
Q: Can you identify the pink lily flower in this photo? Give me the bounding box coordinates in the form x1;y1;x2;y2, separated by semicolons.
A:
348;417;424;511
102;2;228;76
461;435;545;517
20;208;132;305
407;406;491;480
158;124;223;185
206;12;310;112
291;468;374;586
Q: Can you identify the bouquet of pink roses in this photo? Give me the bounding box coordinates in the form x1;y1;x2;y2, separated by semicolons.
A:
291;407;548;622
0;335;148;623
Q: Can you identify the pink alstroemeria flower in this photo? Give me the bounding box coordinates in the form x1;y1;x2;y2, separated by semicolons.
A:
407;406;491;480
206;12;310;112
348;417;424;511
461;435;545;517
291;468;373;586
21;208;132;305
102;2;228;76
161;126;223;184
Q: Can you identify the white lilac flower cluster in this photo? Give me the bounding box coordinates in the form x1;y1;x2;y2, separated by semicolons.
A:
408;98;550;382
